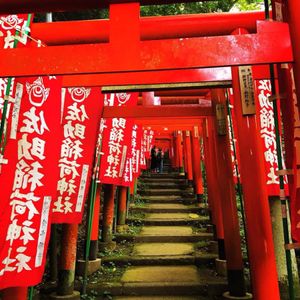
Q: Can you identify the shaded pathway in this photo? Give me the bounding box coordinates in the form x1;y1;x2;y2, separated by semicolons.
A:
93;170;228;299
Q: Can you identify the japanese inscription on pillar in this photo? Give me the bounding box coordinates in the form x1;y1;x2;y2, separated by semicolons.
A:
238;66;256;115
215;103;227;136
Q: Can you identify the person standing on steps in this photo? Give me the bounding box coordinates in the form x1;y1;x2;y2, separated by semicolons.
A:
151;145;157;173
156;148;163;173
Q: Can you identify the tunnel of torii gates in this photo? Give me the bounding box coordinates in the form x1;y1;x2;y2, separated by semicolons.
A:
1;0;300;299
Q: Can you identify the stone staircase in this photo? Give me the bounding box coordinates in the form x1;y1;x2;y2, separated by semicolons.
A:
90;171;227;299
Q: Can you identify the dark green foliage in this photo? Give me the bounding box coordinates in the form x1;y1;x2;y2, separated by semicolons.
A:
140;1;237;16
34;0;261;23
34;9;109;23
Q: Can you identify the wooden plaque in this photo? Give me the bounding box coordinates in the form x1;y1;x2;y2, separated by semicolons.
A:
216;103;227;136
238;66;256;115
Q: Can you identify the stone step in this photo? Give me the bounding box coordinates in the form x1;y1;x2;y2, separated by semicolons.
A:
102;253;217;267
139;189;194;196
130;203;208;214
141;196;197;205
115;226;213;243
141;178;188;183
139;182;188;189
115;234;213;243
87;266;227;297
128;212;209;226
132;242;195;256
88;281;227;298
141;173;185;179
113;296;210;300
127;219;209;226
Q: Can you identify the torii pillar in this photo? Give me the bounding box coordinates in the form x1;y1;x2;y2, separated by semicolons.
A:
203;118;225;260
231;64;280;299
100;184;116;251
117;186;129;232
183;130;193;184
176;130;184;175
89;184;101;260
191;126;204;201
2;287;28;300
287;0;300;119
211;89;249;299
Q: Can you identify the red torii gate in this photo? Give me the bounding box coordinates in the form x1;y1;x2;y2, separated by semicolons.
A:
0;1;297;300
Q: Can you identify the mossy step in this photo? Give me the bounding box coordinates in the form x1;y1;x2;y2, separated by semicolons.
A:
130;203;208;214
139;183;189;189
114;296;210;300
141;178;188;183
87;266;227;297
127;215;209;226
139;189;194;196
101;253;218;267
141;196;197;205
115;233;213;243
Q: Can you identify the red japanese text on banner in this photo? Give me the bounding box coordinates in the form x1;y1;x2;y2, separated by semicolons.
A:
52;88;103;224
104;93;138;107
255;79;288;196
0;76;61;288
144;129;155;159
122;157;133;187
132;124;142;177
99;118;134;186
122;123;142;186
140;129;148;170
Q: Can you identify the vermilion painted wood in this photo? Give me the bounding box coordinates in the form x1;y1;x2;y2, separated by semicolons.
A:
137;97;206;105
203;118;224;240
110;2;140;68
102;105;213;118
231;65;280;299
117;186;127;225
102;184;116;242
287;0;300;119
155;90;210;96
2;287;28;300
191;127;204;195
142;92;156;106
0;21;291;77
175;131;183;169
63;68;232;87
183;131;188;174
136;118;202;126
60;224;78;270
31;11;266;45
90;185;101;241
184;131;193;181
211;89;244;272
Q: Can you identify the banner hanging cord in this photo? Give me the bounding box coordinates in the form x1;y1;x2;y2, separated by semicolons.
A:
225;91;249;263
82;113;105;295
